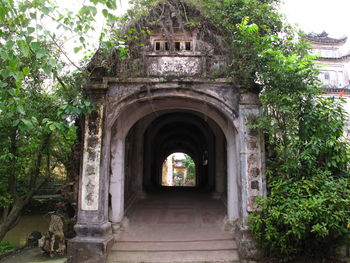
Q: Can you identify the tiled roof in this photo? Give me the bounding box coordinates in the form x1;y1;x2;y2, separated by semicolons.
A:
317;53;350;61
306;31;347;44
323;86;350;93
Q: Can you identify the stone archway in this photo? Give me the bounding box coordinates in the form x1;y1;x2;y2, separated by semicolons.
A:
68;78;266;263
67;1;268;261
108;92;240;226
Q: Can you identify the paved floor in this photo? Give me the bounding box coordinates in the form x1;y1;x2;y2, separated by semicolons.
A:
108;189;239;262
117;190;231;240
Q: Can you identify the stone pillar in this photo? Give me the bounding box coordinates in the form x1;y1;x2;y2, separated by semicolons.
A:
68;84;114;263
109;134;125;229
226;128;240;222
239;92;266;218
213;127;225;199
237;91;266;261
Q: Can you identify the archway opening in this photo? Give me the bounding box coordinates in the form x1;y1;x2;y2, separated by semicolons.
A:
119;109;229;212
111;108;235;250
142;111;217;192
109;96;241;225
161;152;197;187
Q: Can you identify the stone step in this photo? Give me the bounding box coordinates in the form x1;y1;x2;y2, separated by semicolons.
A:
107;250;240;263
114;228;235;242
113;239;238;251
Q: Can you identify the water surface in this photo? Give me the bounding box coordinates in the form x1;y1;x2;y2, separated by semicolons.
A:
3;214;50;246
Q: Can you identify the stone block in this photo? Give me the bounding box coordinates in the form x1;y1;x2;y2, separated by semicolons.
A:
148;56;202;76
67;236;114;263
236;226;264;261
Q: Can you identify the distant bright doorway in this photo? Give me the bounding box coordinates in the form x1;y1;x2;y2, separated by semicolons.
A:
161;152;196;187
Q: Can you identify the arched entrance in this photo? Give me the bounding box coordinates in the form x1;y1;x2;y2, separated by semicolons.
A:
68;78;266;263
121;109;227;214
107;94;240;261
67;1;267;260
108;93;240;226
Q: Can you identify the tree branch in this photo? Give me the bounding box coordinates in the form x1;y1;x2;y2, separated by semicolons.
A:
49;34;83;71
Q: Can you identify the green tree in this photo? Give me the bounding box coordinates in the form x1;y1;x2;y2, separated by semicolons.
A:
0;0;118;241
197;0;350;259
249;97;350;260
183;155;195;181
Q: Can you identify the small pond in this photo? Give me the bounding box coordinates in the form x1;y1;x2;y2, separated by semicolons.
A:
3;214;50;246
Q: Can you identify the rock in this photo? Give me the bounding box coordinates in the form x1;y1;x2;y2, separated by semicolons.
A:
236;225;264;261
38;215;66;257
238;239;264;260
27;231;42;247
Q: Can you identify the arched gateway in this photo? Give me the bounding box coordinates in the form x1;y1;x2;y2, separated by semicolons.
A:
68;1;266;262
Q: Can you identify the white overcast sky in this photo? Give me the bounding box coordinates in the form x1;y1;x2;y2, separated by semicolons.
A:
113;0;350;37
280;0;350;38
58;0;350;61
61;0;350;37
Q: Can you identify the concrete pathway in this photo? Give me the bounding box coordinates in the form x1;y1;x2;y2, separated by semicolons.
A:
108;190;240;263
0;248;67;263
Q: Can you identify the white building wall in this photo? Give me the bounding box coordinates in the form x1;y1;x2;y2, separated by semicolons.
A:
309;34;350;130
309;35;350;89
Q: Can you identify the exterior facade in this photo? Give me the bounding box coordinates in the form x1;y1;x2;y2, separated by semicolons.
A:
307;31;350;89
307;32;350;119
64;16;350;262
67;1;266;262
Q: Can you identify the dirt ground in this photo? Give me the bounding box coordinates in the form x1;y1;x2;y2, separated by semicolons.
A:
0;247;67;263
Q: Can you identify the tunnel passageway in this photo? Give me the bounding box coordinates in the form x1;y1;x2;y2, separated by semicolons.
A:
121;110;228;213
107;110;237;261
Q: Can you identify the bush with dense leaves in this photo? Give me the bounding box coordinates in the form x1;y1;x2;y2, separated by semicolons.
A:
250;174;350;260
249;97;350;260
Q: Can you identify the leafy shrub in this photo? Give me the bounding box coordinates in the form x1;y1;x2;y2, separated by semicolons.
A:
250;97;350;260
249;174;350;260
0;241;16;253
200;0;350;260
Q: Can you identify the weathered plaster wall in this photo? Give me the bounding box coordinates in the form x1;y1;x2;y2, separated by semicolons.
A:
70;79;266;263
81;106;104;211
104;78;239;122
148;56;203;76
124;125;137;209
104;81;240;220
239;93;266;217
68;96;114;263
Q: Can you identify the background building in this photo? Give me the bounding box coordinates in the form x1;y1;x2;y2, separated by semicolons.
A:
307;31;350;89
307;32;350;119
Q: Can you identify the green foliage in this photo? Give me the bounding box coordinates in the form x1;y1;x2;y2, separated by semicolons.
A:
195;0;350;260
249;71;350;259
252;97;350;260
299;97;350;173
250;172;350;260
0;241;16;253
174;172;184;179
183;155;195;180
200;0;284;87
0;0;119;241
184;19;201;29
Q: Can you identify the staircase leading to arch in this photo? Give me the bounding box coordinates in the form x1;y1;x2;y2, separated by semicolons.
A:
107;190;240;263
